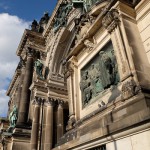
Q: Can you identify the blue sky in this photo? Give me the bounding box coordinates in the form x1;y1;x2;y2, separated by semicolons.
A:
0;0;57;117
0;0;57;21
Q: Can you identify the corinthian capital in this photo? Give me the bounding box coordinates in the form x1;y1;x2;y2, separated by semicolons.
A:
32;97;42;105
102;9;120;33
27;47;35;57
45;97;55;106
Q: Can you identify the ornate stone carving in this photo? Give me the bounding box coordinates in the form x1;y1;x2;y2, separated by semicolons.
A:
75;14;92;43
80;42;120;106
102;9;120;33
45;97;55;106
26;47;35;57
84;39;95;52
66;115;76;131
34;59;49;80
121;79;141;100
63;57;77;78
58;99;64;107
32;97;42;105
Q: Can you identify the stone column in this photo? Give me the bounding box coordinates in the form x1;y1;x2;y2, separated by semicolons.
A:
65;57;77;131
44;98;54;150
57;100;64;142
17;48;34;125
30;97;41;150
16;58;26;109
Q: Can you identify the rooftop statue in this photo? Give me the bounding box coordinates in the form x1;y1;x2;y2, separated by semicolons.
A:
31;20;39;32
8;105;18;128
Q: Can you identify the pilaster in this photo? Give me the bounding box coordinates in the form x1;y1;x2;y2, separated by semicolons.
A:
44;98;54;150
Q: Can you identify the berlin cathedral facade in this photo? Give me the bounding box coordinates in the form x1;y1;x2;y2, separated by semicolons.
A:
1;0;150;150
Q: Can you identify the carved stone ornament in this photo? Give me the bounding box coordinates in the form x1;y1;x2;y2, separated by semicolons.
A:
58;99;64;107
75;14;92;43
63;60;76;78
66;115;76;131
45;97;55;106
121;79;141;100
102;9;120;33
26;47;35;57
32;97;42;105
84;39;95;52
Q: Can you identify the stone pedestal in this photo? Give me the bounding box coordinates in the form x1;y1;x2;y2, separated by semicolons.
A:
30;97;41;150
44;98;54;150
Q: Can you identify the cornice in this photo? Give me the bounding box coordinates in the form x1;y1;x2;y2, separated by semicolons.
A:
46;81;67;93
16;29;45;56
6;69;21;96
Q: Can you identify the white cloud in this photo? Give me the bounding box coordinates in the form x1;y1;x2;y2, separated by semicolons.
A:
0;90;9;117
0;13;30;117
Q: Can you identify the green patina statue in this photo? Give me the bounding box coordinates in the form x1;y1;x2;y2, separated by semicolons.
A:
35;59;49;80
53;0;73;33
35;59;44;79
9;105;18;128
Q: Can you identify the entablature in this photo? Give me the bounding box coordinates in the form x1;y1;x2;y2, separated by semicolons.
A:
16;29;46;59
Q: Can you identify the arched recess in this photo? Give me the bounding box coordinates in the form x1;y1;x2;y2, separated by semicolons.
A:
50;22;76;76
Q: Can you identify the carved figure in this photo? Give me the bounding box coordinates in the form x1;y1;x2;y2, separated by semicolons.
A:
84;39;94;51
53;0;73;33
99;51;111;88
80;71;92;104
9;105;18;128
35;59;44;79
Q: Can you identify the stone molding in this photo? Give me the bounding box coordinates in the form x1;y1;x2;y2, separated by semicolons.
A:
102;9;120;33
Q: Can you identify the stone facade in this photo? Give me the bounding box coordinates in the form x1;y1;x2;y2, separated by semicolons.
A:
1;0;150;150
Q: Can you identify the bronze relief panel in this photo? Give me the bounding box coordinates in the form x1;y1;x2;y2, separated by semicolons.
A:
80;41;120;107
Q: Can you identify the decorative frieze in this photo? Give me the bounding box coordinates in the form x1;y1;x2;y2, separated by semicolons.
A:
102;9;120;33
